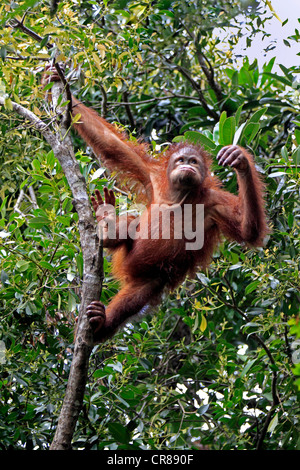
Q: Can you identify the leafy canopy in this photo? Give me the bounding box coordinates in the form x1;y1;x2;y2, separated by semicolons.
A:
0;0;299;451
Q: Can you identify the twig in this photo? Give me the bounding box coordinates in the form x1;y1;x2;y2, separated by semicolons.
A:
28;186;38;209
13;185;39;220
181;21;224;104
100;84;108;118
0;96;56;146
122;91;136;130
14;189;27;220
146;45;219;121
5;55;49;61
9;16;50;46
169;61;219;120
106;93;199;106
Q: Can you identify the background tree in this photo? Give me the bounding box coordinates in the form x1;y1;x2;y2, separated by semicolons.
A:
0;0;299;450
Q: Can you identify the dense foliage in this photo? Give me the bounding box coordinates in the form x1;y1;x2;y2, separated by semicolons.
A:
0;0;299;450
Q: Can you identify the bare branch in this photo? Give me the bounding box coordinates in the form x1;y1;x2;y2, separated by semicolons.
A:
14;189;28;221
0;96;57;147
28;186;38;209
106;93;199;107
100;84;108;117
170;62;219;120
181;21;224;104
122;90;136;130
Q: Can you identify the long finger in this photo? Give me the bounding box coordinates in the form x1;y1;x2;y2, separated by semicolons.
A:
91;196;98;213
217;146;231;161
95;189;104;205
89;316;105;334
222;149;242;166
103;186;110;204
89;300;105;308
217;147;235;163
108;189;116;207
218;147;239;165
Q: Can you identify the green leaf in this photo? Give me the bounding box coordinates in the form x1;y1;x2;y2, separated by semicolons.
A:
219;111;227;132
108;422;130;444
16;261;30;272
292;147;300;165
248;108;266;124
295;130;300;146
240;358;257;378
267;413;279;434
67;292;77;312
233;122;247;145
262;72;293;87
287;213;294;228
76;254;83;278
0;46;6;60
198;404;209;415
114;393;130;408
43;82;54;92
46;150;56;167
279;64;294;81
281;146;289;161
40;35;50;49
39;261;55;271
221;116;235;145
57;215;71;226
245;280;260;295
238;67;253;87
72;113;82;124
39;185;53;194
28;216;51;228
241;122;260;144
268;171;286;178
0;196;8;215
4;98;13;111
187;106;208;118
200;314;207;333
184;131;216;151
139;358;152;370
234;105;243;128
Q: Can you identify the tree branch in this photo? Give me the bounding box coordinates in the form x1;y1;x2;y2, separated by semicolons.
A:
181;22;224;105
168;61;219;120
106;93;199;107
0;96;56;146
147;46;219;121
122;90;136;130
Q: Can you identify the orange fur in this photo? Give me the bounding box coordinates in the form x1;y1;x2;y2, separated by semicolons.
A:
70;97;268;343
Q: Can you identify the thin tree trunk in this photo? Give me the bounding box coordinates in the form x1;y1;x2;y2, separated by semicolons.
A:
1;73;103;449
47;78;103;450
